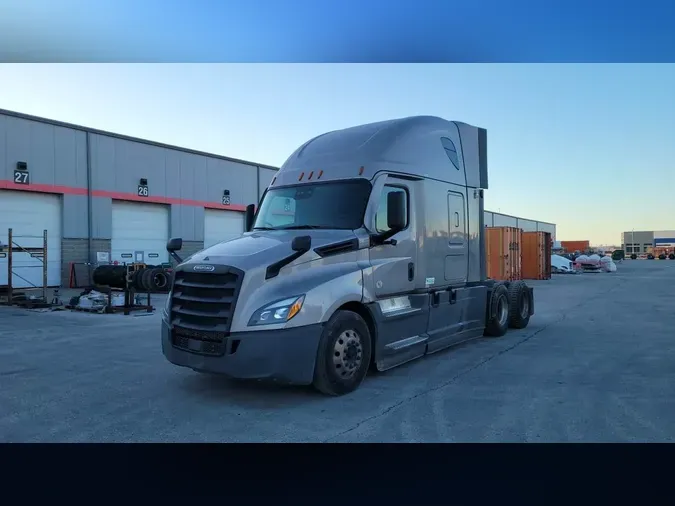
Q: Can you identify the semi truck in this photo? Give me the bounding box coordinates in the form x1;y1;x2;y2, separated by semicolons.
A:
161;116;535;396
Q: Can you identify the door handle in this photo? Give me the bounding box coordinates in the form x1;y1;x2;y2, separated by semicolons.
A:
408;262;414;281
449;289;457;305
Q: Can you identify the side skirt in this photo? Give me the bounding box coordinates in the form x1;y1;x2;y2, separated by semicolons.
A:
368;283;493;372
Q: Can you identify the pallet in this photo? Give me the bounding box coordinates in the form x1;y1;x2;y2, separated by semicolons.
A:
65;304;155;315
65;305;106;314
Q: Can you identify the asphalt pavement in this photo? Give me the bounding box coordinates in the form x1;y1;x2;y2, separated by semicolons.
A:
1;260;674;442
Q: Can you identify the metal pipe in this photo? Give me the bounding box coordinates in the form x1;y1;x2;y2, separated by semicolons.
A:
43;229;48;301
7;228;12;304
86;132;93;279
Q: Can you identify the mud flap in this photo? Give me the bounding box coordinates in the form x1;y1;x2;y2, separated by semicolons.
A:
528;287;535;316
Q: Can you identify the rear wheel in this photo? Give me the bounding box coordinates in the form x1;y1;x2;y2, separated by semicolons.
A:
507;280;531;329
484;283;509;338
313;310;372;396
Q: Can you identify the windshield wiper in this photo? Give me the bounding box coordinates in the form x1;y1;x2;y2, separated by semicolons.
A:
252;226;275;230
276;225;327;230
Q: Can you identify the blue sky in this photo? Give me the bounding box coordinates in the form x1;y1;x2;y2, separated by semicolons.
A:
0;63;673;245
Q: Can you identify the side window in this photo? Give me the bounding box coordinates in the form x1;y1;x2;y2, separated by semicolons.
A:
375;185;408;233
441;137;460;170
265;196;295;227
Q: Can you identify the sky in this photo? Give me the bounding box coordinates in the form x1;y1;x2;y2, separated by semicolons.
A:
0;63;673;245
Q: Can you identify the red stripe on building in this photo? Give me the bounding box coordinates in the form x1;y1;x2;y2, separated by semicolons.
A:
0;179;247;212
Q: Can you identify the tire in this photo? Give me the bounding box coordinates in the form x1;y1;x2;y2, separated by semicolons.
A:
484;283;509;338
630;254;637;260
647;254;655;260
141;269;154;292
149;268;170;291
313;310;372;396
659;254;666;260
507;280;531;329
131;269;144;290
669;254;675;260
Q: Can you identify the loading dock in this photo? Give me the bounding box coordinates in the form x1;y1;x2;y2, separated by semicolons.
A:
203;209;245;249
111;200;170;265
0;190;62;288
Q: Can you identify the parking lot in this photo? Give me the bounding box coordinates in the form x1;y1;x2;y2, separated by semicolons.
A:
1;259;674;442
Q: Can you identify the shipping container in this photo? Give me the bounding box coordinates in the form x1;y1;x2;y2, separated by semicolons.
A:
560;240;590;253
485;226;522;281
522;231;552;280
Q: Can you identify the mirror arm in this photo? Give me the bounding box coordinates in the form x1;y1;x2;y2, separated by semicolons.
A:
169;251;183;264
370;228;400;247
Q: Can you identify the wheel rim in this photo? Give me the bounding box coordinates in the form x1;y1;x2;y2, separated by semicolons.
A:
332;329;363;379
497;296;508;327
153;272;167;289
520;292;529;319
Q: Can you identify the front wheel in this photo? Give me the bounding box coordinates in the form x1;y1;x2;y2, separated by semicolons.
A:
313;310;372;396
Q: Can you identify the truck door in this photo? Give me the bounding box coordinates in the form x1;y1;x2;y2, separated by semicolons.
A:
369;177;417;299
445;191;468;283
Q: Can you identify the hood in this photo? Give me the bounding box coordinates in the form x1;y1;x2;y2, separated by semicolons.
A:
182;229;359;271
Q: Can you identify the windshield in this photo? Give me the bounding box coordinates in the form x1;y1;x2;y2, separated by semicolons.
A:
253;179;372;230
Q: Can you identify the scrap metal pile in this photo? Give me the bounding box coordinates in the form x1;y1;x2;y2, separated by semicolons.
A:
92;264;173;292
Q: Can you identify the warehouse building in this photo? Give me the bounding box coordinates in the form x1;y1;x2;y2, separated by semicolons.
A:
484;211;556;240
621;230;675;254
0;109;278;289
0;108;557;289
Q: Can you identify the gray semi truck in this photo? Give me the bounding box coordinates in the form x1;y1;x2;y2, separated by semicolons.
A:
161;116;535;396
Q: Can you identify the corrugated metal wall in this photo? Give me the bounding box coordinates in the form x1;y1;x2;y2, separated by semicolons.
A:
485;211;557;241
0;110;277;244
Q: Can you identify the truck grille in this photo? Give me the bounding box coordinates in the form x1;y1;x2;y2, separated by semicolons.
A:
170;267;244;339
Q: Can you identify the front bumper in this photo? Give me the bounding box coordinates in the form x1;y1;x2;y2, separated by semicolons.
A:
161;318;323;385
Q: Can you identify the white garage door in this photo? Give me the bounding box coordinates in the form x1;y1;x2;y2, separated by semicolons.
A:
204;209;244;249
0;190;62;288
111;200;169;265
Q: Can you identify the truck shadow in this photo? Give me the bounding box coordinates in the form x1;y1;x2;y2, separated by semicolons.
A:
179;372;324;408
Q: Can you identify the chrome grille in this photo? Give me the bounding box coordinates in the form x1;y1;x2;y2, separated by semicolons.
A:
170;267;243;335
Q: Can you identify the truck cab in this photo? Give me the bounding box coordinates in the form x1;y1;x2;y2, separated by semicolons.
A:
161;116;534;396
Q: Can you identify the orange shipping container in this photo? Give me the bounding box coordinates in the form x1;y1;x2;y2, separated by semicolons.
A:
560;240;590;253
522;231;552;280
485;226;522;281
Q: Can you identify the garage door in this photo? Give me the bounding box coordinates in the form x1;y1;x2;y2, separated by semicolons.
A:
111;200;169;265
0;190;62;288
204;209;244;249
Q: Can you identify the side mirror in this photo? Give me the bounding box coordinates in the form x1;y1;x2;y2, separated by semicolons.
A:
291;235;312;253
166;237;183;252
386;191;406;231
245;204;256;232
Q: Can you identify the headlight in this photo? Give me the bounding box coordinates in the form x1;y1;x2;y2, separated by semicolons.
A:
248;295;305;326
